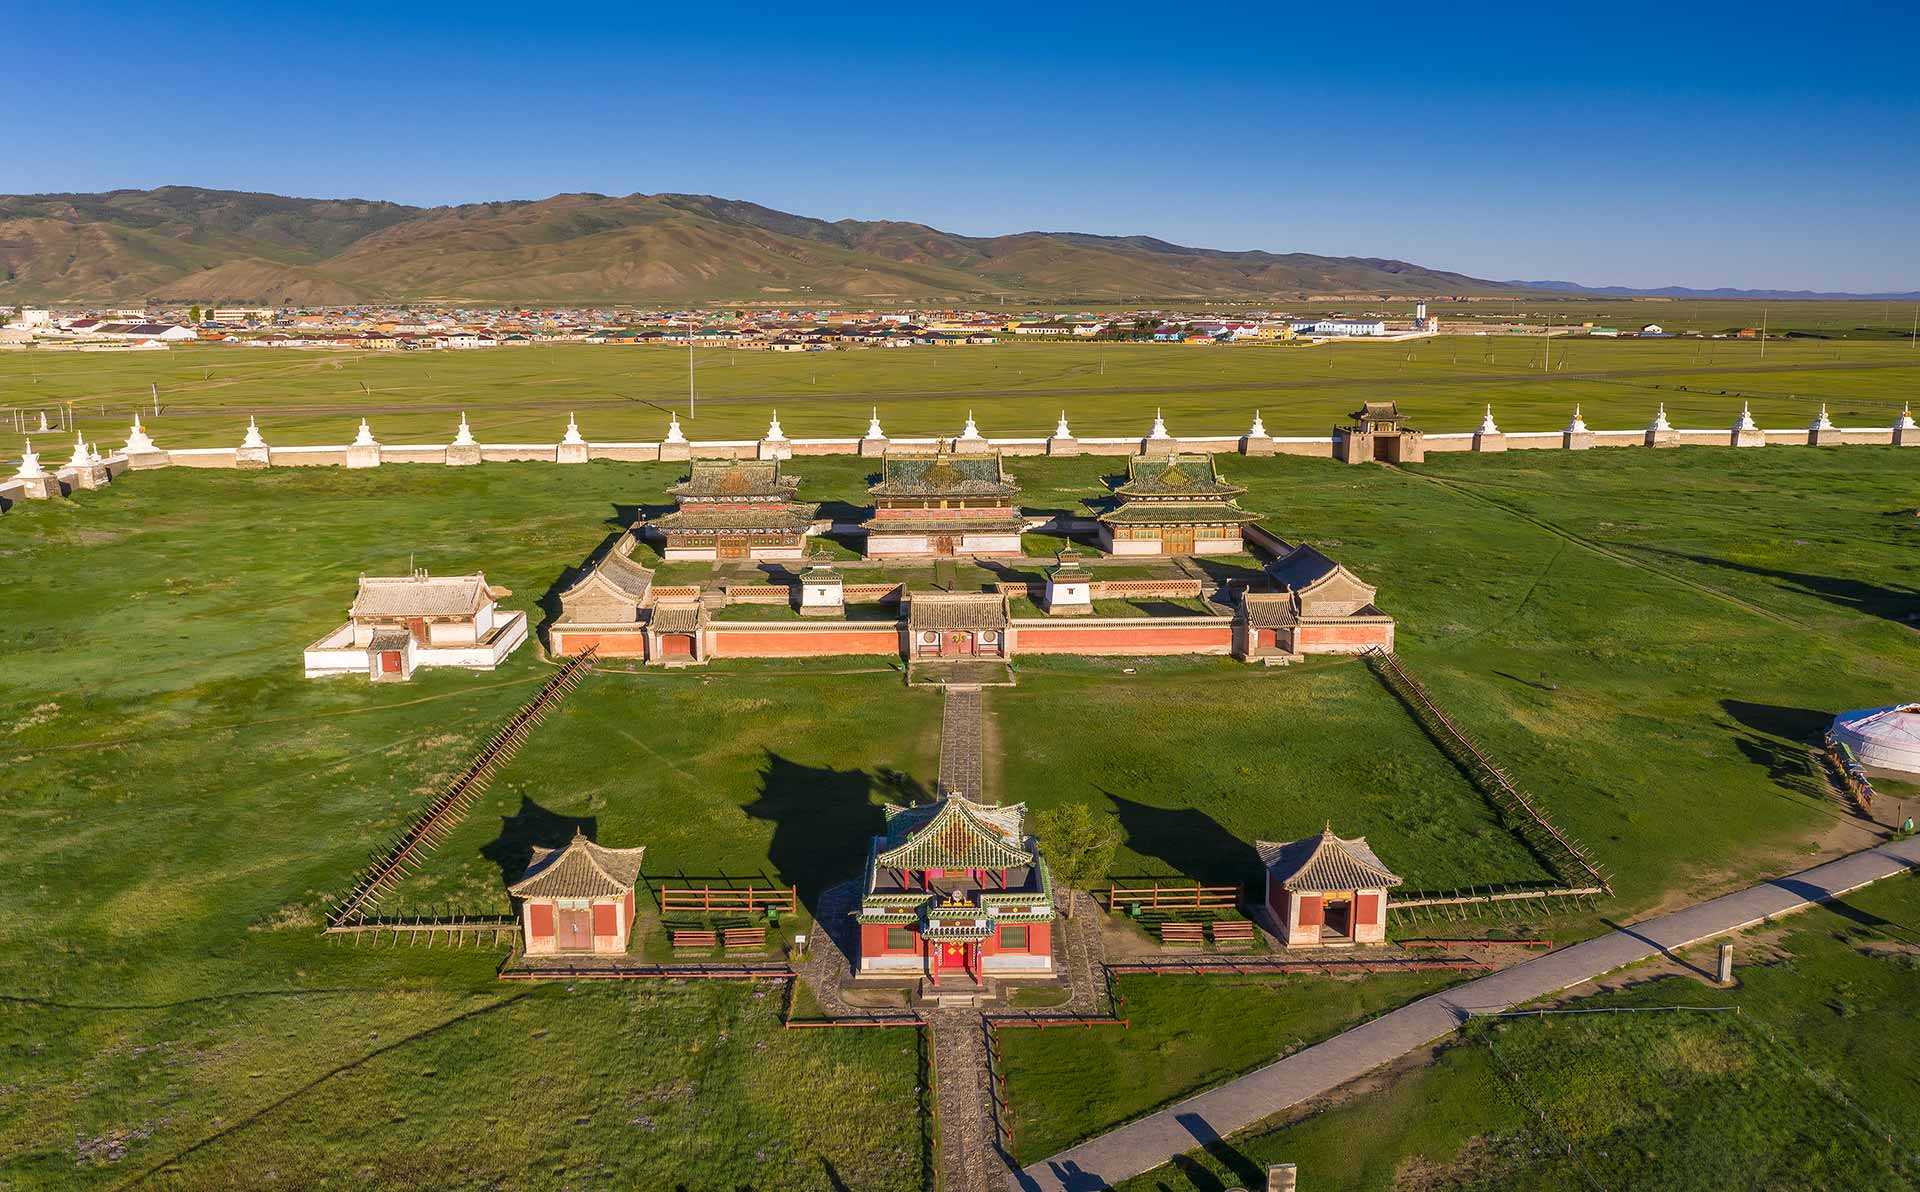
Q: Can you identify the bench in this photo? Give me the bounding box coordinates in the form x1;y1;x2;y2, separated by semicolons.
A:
1210;920;1255;948
722;926;768;954
671;929;718;951
1159;922;1205;947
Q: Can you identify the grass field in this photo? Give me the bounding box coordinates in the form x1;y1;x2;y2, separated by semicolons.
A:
6;332;1920;457
5;436;1919;1185
1119;872;1920;1191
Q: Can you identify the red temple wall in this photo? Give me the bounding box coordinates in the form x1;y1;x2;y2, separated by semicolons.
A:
708;628;902;657
1014;624;1232;654
552;630;647;658
528;903;554;939
1295;623;1393;651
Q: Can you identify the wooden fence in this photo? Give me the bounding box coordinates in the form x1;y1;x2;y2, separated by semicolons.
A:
327;913;520;948
1824;733;1877;815
1367;648;1612;895
1105;882;1239;911
324;648;599;930
659;885;799;914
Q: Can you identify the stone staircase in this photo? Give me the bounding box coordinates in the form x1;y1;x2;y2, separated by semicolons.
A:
917;976;998;1009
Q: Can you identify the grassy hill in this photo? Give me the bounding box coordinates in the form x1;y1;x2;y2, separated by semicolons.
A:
0;186;1512;304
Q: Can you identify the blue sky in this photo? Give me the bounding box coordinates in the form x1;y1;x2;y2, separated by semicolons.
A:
6;4;1915;291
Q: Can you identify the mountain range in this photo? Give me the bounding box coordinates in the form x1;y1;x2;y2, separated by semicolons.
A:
0;187;1511;305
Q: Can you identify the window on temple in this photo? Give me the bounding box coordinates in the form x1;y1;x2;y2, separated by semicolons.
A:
999;924;1028;949
886;927;914;951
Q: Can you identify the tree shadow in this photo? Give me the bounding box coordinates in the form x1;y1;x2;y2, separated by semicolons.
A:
740;752;929;912
1638;546;1920;628
481;795;597;890
1106;793;1260;887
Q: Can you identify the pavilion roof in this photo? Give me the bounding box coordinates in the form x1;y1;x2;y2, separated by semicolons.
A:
1257;827;1403;892
907;591;1008;630
670;459;800;500
649;601;706;633
650;504;819;532
876;795;1035;870
1114;453;1246;499
1097;502;1258;526
559;534;654;603
351;573;494;619
869;449;1019;498
508;829;647;899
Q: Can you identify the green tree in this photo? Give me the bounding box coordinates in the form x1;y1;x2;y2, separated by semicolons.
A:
189;305;202;324
1034;803;1120;919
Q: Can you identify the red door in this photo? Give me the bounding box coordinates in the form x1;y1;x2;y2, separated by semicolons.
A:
661;633;693;658
941;941;967;982
380;650;402;674
555;907;592;952
941;632;974;657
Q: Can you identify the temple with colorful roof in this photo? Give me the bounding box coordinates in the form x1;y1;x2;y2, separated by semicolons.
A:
647;459;818;561
864;447;1025;557
856;793;1056;983
1097;453;1260;556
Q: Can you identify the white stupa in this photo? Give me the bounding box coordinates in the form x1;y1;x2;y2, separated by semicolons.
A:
1146;408;1171;440
1248;410;1268;438
1477;404;1500;435
124;412;158;454
1831;705;1920;776
241;416;268;448
765;411;787;442
1052;410;1073;439
65;432;91;469
958;410;983;441
35;411;50;433
1809;404;1835;431
14;439;44;479
561;413;586;445
1565;405;1589;434
351;418;378;447
452;413;477;446
89;442;105;465
664;412;686;444
864;407;885;439
1896;403;1917;431
1734;403;1759;432
1649;403;1673;432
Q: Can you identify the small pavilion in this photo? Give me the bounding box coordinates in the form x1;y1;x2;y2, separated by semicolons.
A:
856;794;1056;983
1256;827;1402;947
509;829;647;956
648;459;817;560
1096;453;1259;556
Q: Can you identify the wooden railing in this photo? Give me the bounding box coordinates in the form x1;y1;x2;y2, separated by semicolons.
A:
1105;882;1239;911
659;885;798;914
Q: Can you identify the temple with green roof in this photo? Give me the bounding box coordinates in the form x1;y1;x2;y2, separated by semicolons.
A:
1097;452;1260;556
647;459;818;561
856;793;1056;983
863;446;1025;558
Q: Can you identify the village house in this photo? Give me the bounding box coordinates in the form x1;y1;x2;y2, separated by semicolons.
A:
857;793;1057;984
864;448;1025;557
1096;453;1260;556
1257;826;1402;947
1236;544;1394;659
303;571;528;681
647;459;818;561
510;829;647;956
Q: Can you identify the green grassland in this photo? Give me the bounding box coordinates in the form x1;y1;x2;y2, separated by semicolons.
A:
5;332;1919;457
1120;871;1920;1191
4;437;1919;1185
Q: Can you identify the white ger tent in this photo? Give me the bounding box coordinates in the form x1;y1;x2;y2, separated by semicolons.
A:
1829;704;1920;775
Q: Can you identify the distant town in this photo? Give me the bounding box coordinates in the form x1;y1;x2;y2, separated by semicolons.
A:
0;300;1738;353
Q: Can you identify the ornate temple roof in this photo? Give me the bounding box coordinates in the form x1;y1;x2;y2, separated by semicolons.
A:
558;534;654;604
1257;827;1402;893
507;829;647;899
868;449;1020;499
649;602;706;633
670;459;800;501
876;795;1035;870
1113;453;1246;499
351;573;495;619
650;505;819;532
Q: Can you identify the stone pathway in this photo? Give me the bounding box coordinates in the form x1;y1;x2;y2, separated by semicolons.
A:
939;685;985;798
1021;835;1920;1191
933;1010;1011;1192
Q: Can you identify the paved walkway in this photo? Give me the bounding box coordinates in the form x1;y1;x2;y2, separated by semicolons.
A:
1022;836;1920;1191
939;686;986;798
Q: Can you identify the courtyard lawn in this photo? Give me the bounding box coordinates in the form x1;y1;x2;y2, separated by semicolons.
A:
999;969;1462;1165
1118;872;1920;1191
6;438;1920;1183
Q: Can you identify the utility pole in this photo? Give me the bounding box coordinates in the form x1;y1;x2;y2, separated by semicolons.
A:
1760;307;1767;359
1910;304;1917;350
686;310;696;419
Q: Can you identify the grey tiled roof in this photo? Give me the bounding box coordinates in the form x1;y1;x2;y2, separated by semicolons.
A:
351;573;492;618
869;450;1019;498
508;829;646;899
907;592;1008;630
1257;828;1403;892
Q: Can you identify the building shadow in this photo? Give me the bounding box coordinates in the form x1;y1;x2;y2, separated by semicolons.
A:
1173;1112;1262;1192
1106;793;1260;888
1637;546;1920;628
481;795;597;889
741;752;927;912
534;529;624;641
1187;555;1269;587
813;497;868;525
1720;698;1833;801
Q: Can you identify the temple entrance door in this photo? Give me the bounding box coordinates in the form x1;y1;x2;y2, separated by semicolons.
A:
932;534;958;557
940;941;968;983
1162;527;1195;555
1323;898;1353;940
555;907;593;953
717;536;750;560
941;631;974;657
379;650;402;674
1372;435;1393;462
